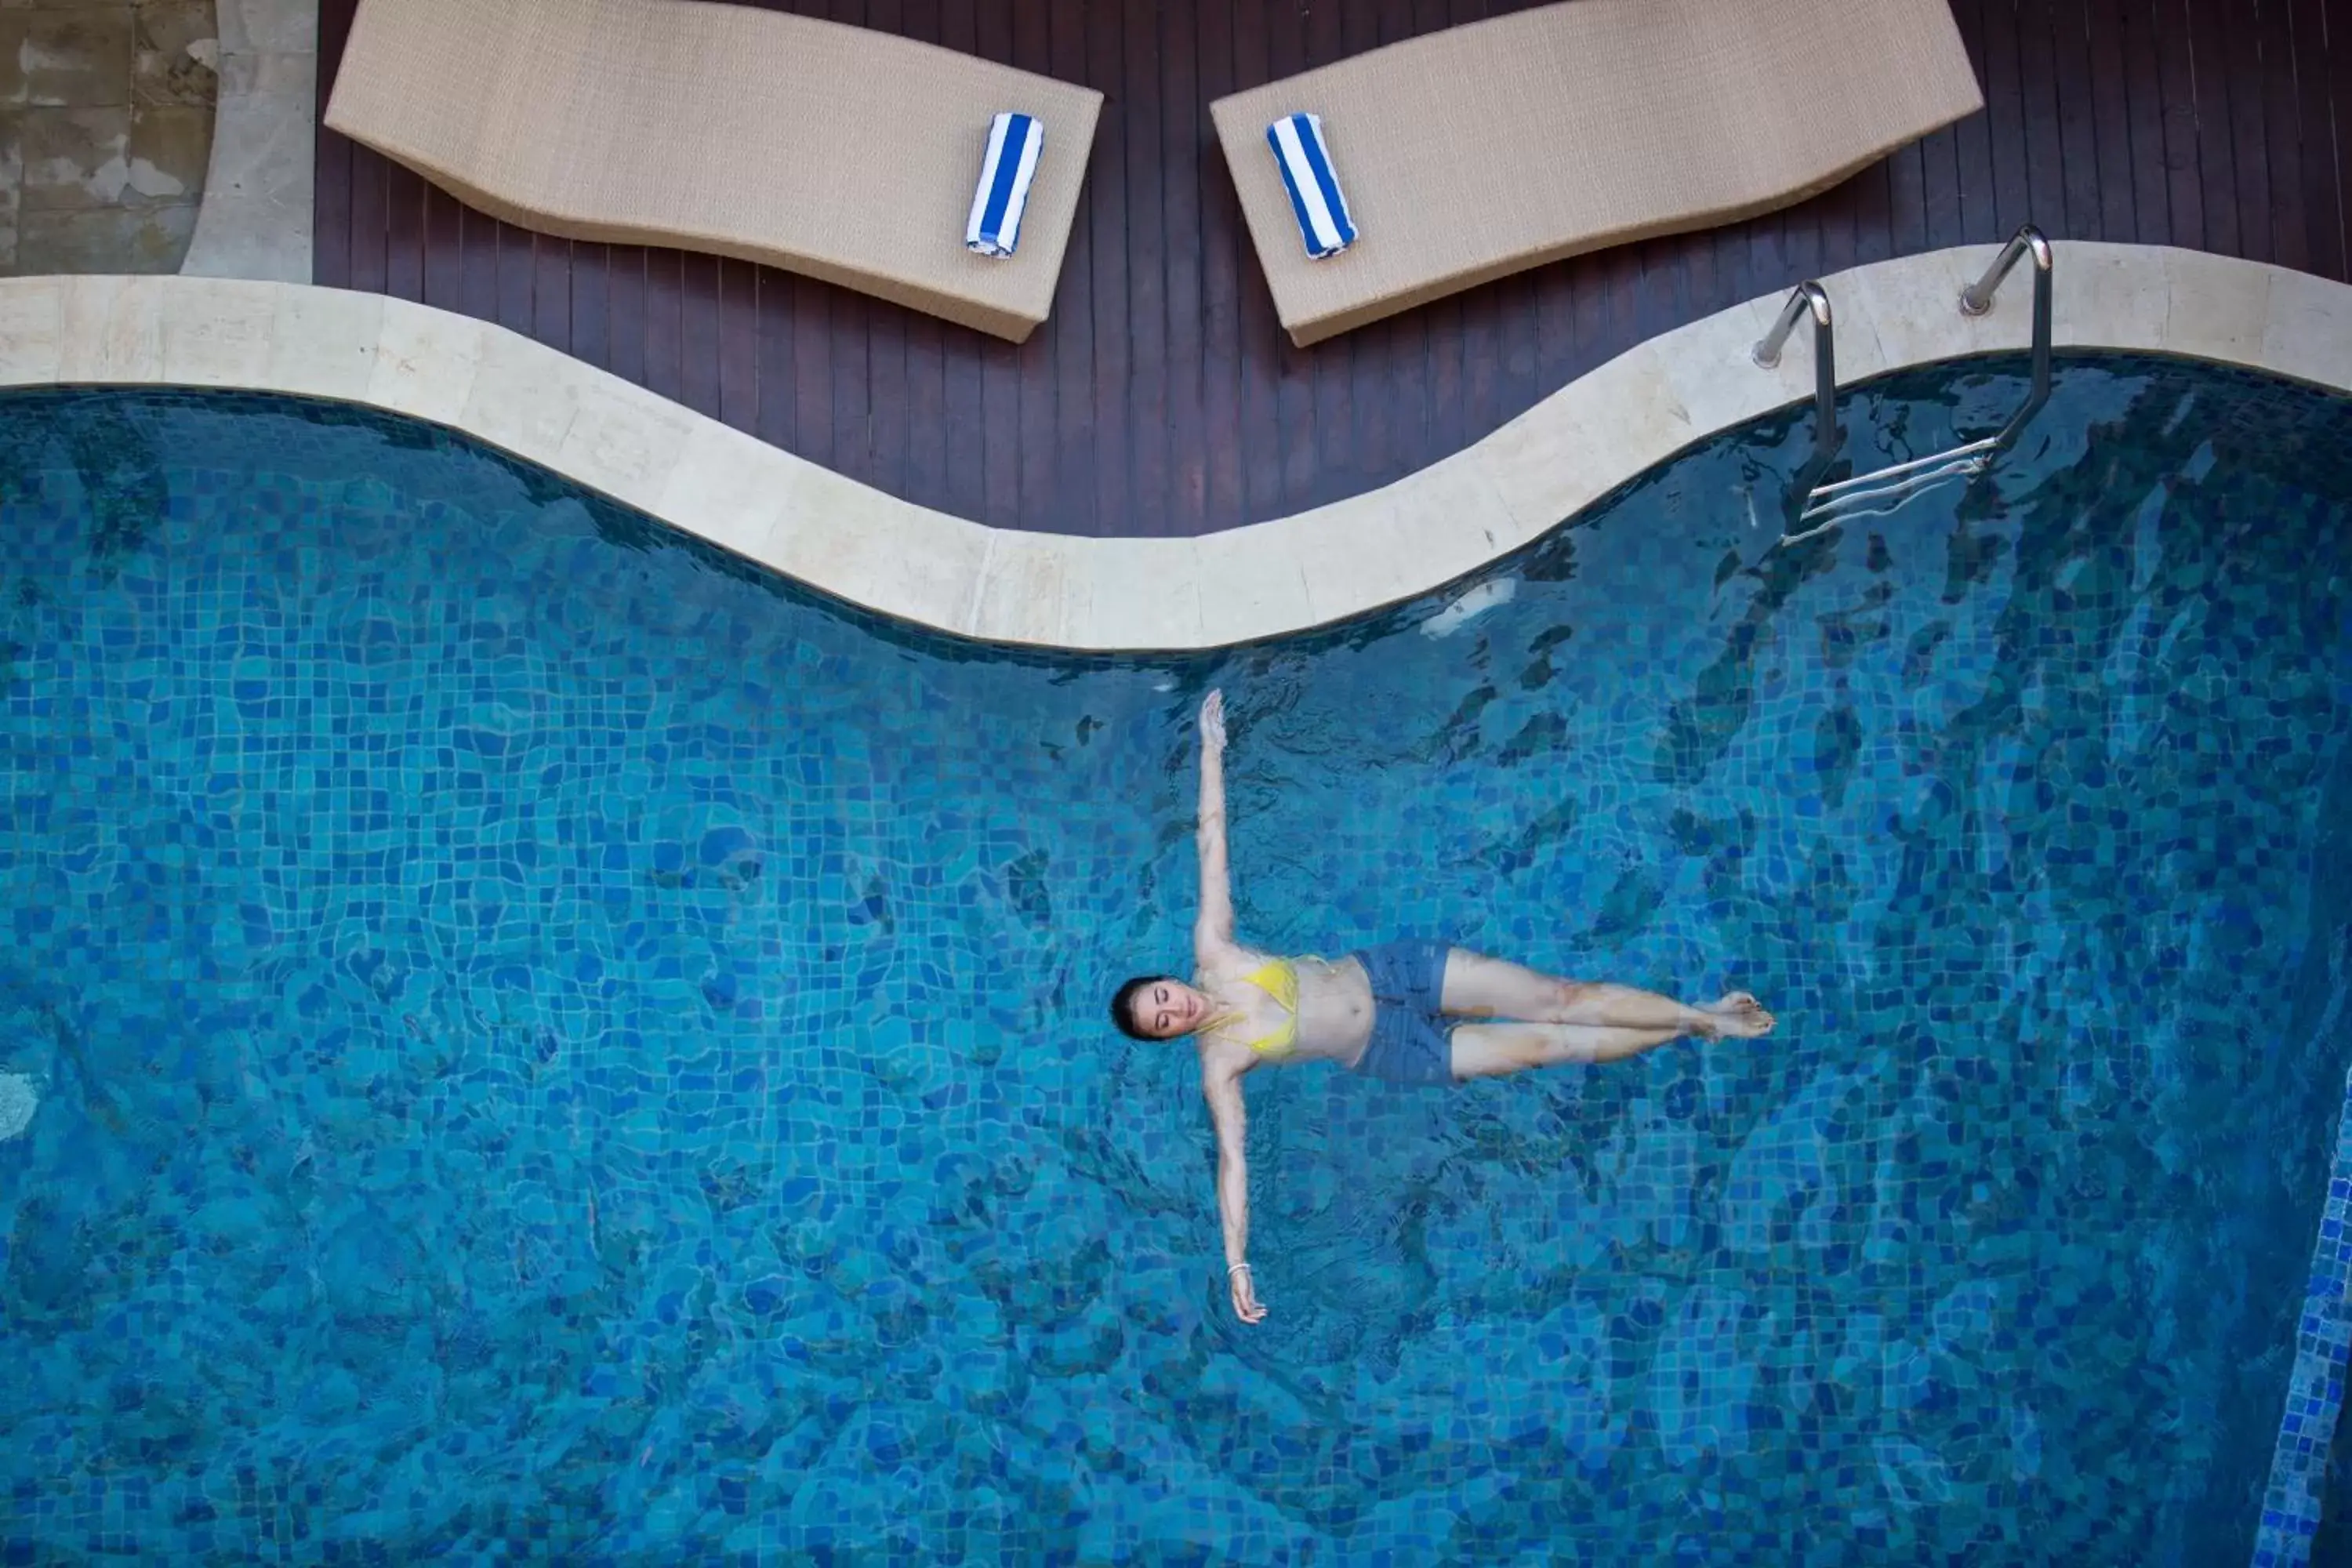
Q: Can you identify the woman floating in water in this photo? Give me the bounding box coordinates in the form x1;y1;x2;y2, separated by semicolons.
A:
1110;690;1774;1324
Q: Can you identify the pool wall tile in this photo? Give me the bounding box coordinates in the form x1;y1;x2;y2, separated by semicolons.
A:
2252;1065;2352;1568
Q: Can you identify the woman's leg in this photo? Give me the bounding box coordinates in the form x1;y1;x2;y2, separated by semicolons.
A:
1439;949;1771;1036
1450;1021;1684;1080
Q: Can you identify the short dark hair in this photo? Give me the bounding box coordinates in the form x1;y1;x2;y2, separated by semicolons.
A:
1109;975;1178;1040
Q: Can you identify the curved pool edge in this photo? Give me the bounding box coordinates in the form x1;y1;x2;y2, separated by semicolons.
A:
0;245;2345;652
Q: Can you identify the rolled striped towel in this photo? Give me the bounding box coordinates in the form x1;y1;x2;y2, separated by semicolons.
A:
1266;112;1356;260
966;112;1044;257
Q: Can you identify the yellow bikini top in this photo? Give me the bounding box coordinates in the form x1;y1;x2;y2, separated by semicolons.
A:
1235;958;1300;1058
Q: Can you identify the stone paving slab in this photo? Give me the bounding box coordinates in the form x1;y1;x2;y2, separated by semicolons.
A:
2;0;214;276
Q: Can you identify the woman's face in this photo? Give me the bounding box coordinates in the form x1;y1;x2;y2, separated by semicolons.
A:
1131;978;1211;1039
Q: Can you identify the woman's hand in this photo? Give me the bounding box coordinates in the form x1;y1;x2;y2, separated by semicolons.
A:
1229;1261;1267;1323
1200;689;1228;754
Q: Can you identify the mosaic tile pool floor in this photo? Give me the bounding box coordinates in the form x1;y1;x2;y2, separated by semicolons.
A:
2;358;2350;1563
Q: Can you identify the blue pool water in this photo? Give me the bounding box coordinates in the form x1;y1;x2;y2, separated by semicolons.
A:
2;358;2350;1564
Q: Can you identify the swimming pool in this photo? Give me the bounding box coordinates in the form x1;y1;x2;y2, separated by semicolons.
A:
2;355;2348;1563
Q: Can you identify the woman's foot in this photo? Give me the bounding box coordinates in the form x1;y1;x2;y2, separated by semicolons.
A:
1693;992;1774;1039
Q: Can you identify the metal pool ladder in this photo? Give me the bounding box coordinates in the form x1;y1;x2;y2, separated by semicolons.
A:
1752;224;2054;546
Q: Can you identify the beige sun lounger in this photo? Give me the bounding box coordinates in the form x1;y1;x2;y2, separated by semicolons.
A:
325;0;1102;343
1210;0;1982;347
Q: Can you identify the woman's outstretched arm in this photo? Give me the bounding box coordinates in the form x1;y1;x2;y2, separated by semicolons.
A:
1202;1062;1267;1323
1193;690;1236;955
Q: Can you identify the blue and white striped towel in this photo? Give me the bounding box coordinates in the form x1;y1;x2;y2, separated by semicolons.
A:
1267;112;1356;259
966;112;1044;257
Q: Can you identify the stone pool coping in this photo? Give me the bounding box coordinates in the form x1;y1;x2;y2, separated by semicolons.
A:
0;244;2347;650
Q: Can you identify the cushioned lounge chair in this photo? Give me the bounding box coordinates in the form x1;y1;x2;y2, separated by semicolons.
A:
1209;0;1983;347
325;0;1102;343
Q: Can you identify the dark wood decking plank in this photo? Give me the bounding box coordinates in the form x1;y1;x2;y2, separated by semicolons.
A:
1042;0;1093;529
1977;0;2032;239
830;287;875;498
346;117;387;296
532;236;572;360
754;268;796;453
1231;0;1283;518
603;245;647;391
1352;0;1418;494
2288;0;2345;280
569;242;609;379
1081;0;1131;529
940;0;990;524
1408;0;1468;469
2257;0;2308;274
2223;0;2275;266
2045;0;2103;239
2311;0;2350;279
2152;0;2206;249
1196;0;1244;529
1159;0;1207;530
1886;138;1930;262
677;253;721;421
2328;0;2352;277
1918;115;1966;253
717;259;758;432
2186;0;2241;256
1450;5;1508;500
1949;1;2002;244
495;223;535;338
420;183;463;312
2013;0;2071;234
854;0;911;510
1120;0;1171;531
641;246;684;408
975;0;1023;527
457;203;498;331
1266;0;1315;508
2083;0;2140;244
313;0;354;285
895;0;948;514
1846;157;1896;269
383;160;424;302
2114;2;2175;247
1303;0;1354;512
1011;0;1059;525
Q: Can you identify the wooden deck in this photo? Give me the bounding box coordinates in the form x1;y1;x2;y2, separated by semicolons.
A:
314;0;2352;539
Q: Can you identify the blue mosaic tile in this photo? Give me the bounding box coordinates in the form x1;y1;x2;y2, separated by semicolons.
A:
2256;1063;2352;1568
0;359;2346;1563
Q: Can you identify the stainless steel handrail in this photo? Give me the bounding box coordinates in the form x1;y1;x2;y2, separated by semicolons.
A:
1959;224;2054;318
1752;281;1840;461
1763;225;2055;546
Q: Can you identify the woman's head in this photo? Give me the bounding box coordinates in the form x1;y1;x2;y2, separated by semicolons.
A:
1110;975;1207;1040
